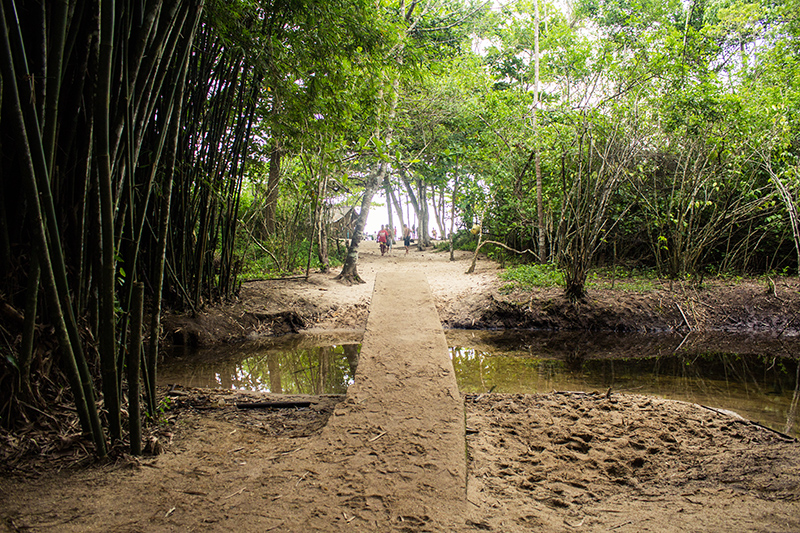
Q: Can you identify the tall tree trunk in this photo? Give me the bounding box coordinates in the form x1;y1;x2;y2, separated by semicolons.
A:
388;185;405;233
43;0;68;176
399;168;422;237
384;175;395;246
466;220;485;274
316;171;330;273
534;0;546;263
337;72;400;281
336;167;384;284
305;183;317;279
145;1;201;415
415;177;429;249
431;185;446;240
127;282;144;455
265;140;282;234
19;257;40;399
450;157;459;261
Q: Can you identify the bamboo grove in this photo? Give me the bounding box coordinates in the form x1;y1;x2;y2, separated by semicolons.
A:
1;0;800;455
0;0;240;455
0;0;383;455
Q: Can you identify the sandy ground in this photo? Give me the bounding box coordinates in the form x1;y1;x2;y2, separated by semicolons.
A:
2;242;800;532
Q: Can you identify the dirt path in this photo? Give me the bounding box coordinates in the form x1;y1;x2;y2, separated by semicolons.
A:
252;271;466;531
3;244;800;532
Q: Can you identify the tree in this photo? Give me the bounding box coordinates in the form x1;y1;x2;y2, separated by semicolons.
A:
337;0;489;282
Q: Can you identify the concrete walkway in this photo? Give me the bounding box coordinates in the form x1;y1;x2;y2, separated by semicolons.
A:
274;271;467;531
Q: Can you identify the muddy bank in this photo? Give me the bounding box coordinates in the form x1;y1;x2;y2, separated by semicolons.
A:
446;280;800;333
163;250;800;348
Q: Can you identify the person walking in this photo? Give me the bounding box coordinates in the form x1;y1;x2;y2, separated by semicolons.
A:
377;225;389;256
403;224;411;255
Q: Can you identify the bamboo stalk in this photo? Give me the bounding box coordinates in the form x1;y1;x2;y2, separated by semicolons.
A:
146;1;204;414
19;256;40;399
128;282;144;455
0;1;106;456
96;0;122;444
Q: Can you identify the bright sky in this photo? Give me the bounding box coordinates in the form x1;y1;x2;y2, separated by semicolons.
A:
363;192;445;237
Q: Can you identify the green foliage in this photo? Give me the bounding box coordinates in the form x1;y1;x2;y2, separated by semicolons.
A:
237;236;346;280
449;229;479;251
144;396;173;425
499;263;564;291
586;271;660;293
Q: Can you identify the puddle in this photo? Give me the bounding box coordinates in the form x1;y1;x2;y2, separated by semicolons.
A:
159;334;361;395
447;330;800;438
159;329;800;437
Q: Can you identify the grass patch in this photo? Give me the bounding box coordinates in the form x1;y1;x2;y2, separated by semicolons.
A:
499;264;564;291
499;264;665;294
585;267;661;293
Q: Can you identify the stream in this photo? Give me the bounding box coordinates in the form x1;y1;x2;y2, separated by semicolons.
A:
159;329;800;438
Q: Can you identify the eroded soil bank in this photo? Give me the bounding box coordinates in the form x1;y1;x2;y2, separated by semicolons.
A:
162;247;800;347
2;246;800;532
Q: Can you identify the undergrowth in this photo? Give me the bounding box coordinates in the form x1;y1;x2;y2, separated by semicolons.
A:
499;264;563;292
499;264;667;294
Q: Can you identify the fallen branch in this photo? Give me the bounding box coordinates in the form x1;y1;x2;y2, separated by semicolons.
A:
675;303;692;331
466;239;539;274
479;240;539;259
700;405;797;441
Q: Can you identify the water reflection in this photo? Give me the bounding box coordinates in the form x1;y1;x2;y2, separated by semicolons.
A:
448;330;800;438
159;329;800;437
159;339;360;395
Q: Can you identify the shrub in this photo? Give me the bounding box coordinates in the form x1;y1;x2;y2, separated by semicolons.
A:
499;263;564;290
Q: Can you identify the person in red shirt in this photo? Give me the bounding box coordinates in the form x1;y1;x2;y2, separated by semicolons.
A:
377;225;389;256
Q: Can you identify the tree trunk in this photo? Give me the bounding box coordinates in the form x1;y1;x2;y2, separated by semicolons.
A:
315;171;330;273
466;223;484;274
450;158;459;261
265;140;282;235
431;185;446;240
305;180;317;279
399;168;423;243
384;175;395;247
19;256;40;399
534;0;546;263
145;13;200;413
336;168;384;284
415;177;429;249
318;216;329;273
388;184;405;233
337;71;400;280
